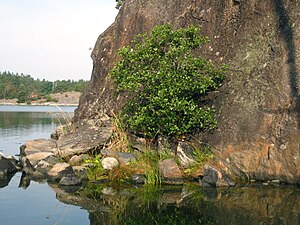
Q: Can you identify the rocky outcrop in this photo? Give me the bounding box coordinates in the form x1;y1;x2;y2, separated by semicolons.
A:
71;0;300;184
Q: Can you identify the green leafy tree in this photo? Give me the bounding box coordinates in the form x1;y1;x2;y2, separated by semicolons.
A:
110;24;226;138
16;83;29;103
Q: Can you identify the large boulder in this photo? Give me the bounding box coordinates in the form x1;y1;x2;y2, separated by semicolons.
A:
70;0;300;184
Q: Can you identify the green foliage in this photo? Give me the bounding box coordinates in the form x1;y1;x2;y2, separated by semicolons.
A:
45;95;58;102
115;0;123;9
0;71;88;102
85;155;106;180
184;144;214;176
135;150;161;185
193;145;214;165
110;24;226;138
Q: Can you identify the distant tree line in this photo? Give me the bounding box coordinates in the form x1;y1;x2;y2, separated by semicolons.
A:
0;71;88;103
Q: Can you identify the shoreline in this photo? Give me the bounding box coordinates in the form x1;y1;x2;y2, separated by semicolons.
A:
0;102;78;106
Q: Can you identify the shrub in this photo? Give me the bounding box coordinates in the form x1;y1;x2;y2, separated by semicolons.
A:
110;24;226;138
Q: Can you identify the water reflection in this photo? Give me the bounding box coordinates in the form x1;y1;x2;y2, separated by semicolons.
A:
51;183;300;225
0;107;74;156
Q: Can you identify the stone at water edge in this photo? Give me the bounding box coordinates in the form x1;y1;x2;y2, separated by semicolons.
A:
101;157;119;170
199;164;235;187
20;139;57;156
158;158;183;184
47;162;74;181
131;174;146;184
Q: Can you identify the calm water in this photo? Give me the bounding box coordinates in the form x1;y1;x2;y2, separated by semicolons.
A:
0;105;299;225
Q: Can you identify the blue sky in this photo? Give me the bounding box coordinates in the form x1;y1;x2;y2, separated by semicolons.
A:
0;0;118;81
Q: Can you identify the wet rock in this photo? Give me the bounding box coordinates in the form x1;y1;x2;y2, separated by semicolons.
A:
118;152;135;165
47;163;74;181
131;174;146;184
0;155;17;177
158;159;183;184
200;164;235;187
69;154;91;166
176;141;196;168
101;157;119;170
59;175;82;186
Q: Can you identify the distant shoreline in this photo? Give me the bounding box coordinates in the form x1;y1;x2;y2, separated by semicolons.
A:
0;91;81;107
0;102;78;106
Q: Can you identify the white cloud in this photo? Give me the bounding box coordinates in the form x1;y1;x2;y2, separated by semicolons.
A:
0;0;118;81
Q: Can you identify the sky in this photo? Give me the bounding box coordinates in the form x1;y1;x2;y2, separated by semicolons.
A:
0;0;118;81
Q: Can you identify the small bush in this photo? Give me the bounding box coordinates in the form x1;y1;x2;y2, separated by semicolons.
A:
85;155;105;180
110;24;226;138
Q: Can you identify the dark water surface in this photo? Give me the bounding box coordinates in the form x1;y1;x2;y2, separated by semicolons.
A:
0;105;299;225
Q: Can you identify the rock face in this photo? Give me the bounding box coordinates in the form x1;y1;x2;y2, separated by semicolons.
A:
71;0;300;184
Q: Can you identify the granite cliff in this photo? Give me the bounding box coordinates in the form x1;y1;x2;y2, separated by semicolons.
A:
72;0;300;184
